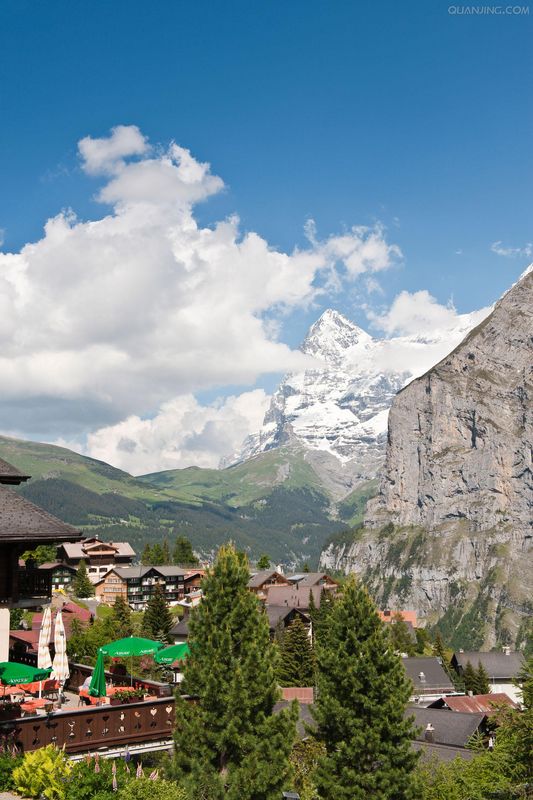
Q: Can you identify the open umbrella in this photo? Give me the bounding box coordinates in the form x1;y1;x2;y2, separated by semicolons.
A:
51;611;69;707
154;643;190;665
0;662;51;686
88;650;107;699
100;636;163;684
37;607;53;671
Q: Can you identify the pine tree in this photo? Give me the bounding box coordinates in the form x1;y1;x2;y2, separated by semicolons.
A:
151;543;165;566
71;560;95;598
463;660;478;694
173;536;198;566
474;660;490;695
142;583;173;644
161;539;171;565
389;613;415;656
141;543;153;565
256;554;271;570
171;543;297;800
110;594;133;638
277;617;315;687
312;576;418;800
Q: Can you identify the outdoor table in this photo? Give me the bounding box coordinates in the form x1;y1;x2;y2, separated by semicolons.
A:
20;698;51;714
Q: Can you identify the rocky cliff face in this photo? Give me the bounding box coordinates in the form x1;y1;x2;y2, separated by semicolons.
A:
322;267;533;647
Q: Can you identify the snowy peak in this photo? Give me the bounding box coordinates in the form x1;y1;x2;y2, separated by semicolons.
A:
302;309;372;364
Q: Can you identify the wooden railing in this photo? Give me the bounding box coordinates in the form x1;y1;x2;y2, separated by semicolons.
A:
0;697;177;754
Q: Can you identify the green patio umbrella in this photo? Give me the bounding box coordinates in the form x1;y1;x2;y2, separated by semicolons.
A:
100;636;163;658
100;636;163;684
154;643;190;665
88;650;107;698
0;662;52;686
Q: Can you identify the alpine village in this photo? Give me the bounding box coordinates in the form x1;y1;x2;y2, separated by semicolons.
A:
0;264;528;800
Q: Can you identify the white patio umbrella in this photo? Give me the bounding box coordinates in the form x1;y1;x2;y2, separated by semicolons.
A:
37;606;53;698
51;611;69;707
37;607;53;670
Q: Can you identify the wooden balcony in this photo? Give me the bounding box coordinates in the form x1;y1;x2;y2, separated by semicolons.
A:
0;567;52;609
0;697;177;755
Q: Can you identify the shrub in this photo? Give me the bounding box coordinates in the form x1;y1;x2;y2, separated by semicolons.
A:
0;751;23;791
67;756;131;800
13;744;72;800
117;776;188;800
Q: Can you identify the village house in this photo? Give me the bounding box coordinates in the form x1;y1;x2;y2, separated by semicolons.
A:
9;600;92;664
265;584;324;610
265;605;310;636
0;458;82;659
429;693;520;713
286;572;339;592
94;565;204;609
56;536;136;583
409;705;483;762
247;569;289;600
402;656;457;705
451;648;525;704
37;561;78;591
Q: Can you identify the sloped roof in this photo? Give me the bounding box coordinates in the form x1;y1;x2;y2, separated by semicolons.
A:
0;486;80;543
266;585;324;609
412;741;475;762
408;706;484;748
453;651;525;680
170;617;189;637
38;561;77;572
265;605;308;630
440;693;519;713
286;572;338;588
0;458;30;485
379;609;418;627
248;570;286;589
402;657;455;692
60;539;135;559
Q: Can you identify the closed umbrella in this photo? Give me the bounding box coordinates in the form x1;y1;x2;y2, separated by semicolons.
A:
154;643;190;665
51;611;69;707
88;650;107;699
37;607;53;670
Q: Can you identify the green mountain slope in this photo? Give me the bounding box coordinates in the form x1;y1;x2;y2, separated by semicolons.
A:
0;436;368;567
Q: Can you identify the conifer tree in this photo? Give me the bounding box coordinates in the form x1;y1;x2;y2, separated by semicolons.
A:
463;660;477;694
474;660;490;695
142;583;173;643
389;613;415;656
151;543;165;565
173;536;198;565
71;560;95;598
141;543;153;565
161;539;171;565
110;594;133;638
171;543;297;800
432;632;455;682
277;617;315;687
312;577;418;800
256;554;271;570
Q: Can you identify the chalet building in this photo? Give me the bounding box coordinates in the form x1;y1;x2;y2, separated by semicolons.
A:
379;609;418;643
37;561;77;591
451;649;525;704
57;536;135;583
9;601;92;664
94;565;203;610
265;584;324;610
0;458;82;658
265;605;309;636
248;569;289;600
402;656;456;705
409;706;483;762
286;572;339;592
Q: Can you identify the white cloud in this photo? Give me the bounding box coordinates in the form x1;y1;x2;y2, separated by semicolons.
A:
367;290;462;336
86;389;270;474
0;125;399;446
491;240;533;259
364;290;491;378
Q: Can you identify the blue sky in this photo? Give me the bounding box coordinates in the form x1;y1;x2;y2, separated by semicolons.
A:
0;0;531;471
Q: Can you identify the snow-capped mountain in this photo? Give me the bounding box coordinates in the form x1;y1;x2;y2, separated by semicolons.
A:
227;306;490;498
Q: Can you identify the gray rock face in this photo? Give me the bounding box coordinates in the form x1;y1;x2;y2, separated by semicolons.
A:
366;268;533;533
322;268;532;647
